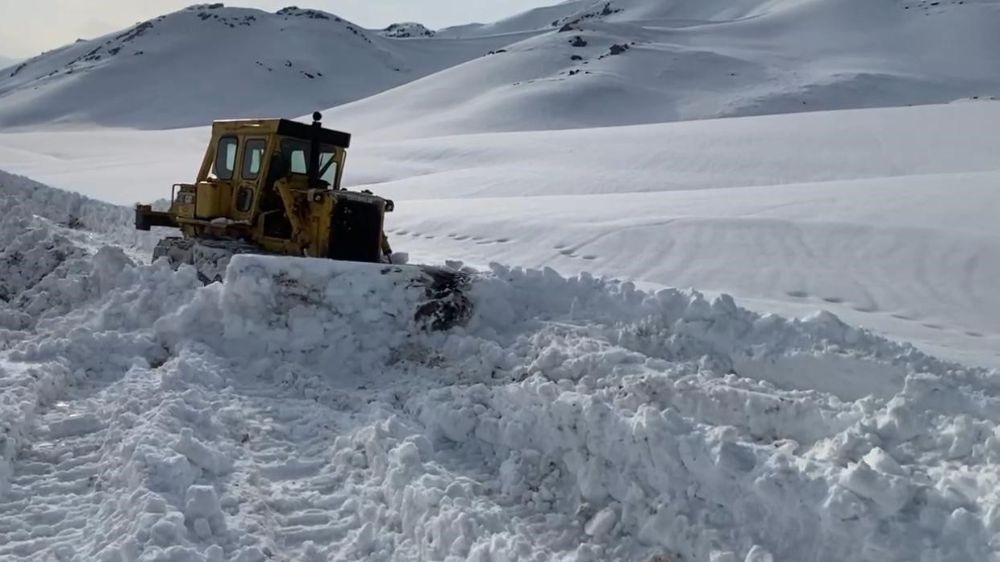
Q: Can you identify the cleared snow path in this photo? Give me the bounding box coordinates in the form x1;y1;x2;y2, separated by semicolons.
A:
2;176;1000;562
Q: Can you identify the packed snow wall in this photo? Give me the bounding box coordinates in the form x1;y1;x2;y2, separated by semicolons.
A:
2;175;1000;562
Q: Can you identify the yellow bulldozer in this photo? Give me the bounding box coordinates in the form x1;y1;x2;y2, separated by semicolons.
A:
135;112;470;330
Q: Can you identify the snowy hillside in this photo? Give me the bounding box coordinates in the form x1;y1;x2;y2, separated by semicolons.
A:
3;0;998;132
436;1;593;38
327;0;1000;136
0;56;20;71
380;23;436;39
3;172;1000;562
0;5;530;129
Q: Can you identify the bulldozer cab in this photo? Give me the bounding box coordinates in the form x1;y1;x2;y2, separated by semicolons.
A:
197;114;349;224
136;112;394;263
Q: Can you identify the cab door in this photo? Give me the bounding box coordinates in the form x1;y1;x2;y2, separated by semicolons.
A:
232;137;268;222
196;135;239;219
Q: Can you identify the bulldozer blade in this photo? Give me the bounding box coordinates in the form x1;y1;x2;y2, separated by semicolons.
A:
228;255;473;332
153;238;473;331
411;265;474;331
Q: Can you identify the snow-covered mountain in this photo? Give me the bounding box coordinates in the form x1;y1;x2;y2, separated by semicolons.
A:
0;5;531;129
327;0;1000;136
0;55;21;70
3;0;998;132
436;1;594;38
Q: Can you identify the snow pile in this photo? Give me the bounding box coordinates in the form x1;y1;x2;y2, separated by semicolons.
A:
215;256;465;369
0;170;138;237
2;173;999;560
0;169;158;255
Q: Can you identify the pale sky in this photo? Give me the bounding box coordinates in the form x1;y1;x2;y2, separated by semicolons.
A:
0;1;553;58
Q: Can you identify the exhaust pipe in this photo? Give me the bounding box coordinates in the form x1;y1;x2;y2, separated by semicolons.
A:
309;111;322;188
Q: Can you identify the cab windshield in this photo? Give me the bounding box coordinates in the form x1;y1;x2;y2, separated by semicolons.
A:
279;138;339;186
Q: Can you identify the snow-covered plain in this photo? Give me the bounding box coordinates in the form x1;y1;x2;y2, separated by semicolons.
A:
2;101;998;368
3;0;1000;560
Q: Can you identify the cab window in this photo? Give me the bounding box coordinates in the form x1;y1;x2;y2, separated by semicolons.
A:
242;139;267;180
279;139;339;186
319;152;338;185
279;139;308;174
213;136;238;180
290;148;308;174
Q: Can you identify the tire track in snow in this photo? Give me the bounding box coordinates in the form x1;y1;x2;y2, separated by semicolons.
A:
219;390;361;561
215;363;599;562
0;410;106;560
0;369;114;561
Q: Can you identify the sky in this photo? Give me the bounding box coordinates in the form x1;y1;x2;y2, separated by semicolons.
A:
0;0;554;58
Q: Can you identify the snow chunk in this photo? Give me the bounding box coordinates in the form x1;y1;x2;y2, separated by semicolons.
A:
46;412;104;438
861;447;907;477
584;505;619;538
174;428;233;475
838;461;914;516
184;485;227;536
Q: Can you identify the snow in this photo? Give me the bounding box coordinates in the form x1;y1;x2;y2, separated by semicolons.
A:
2;102;997;367
1;182;999;560
0;56;21;71
3;0;1000;560
326;0;1000;137
5;0;998;132
0;5;533;130
381;23;437;39
436;1;592;38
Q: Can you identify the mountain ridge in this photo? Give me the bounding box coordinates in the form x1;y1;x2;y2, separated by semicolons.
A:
0;4;535;129
322;0;1000;137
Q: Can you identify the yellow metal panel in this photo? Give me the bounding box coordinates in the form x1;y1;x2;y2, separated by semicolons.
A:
195;181;232;218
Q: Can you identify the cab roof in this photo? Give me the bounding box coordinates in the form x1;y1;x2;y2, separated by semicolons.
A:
211;118;352;148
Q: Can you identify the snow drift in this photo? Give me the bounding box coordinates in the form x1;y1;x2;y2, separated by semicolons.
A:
2;171;1000;562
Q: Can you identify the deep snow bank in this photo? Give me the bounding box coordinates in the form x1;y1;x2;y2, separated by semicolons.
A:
0;169;157;250
2;186;1000;561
